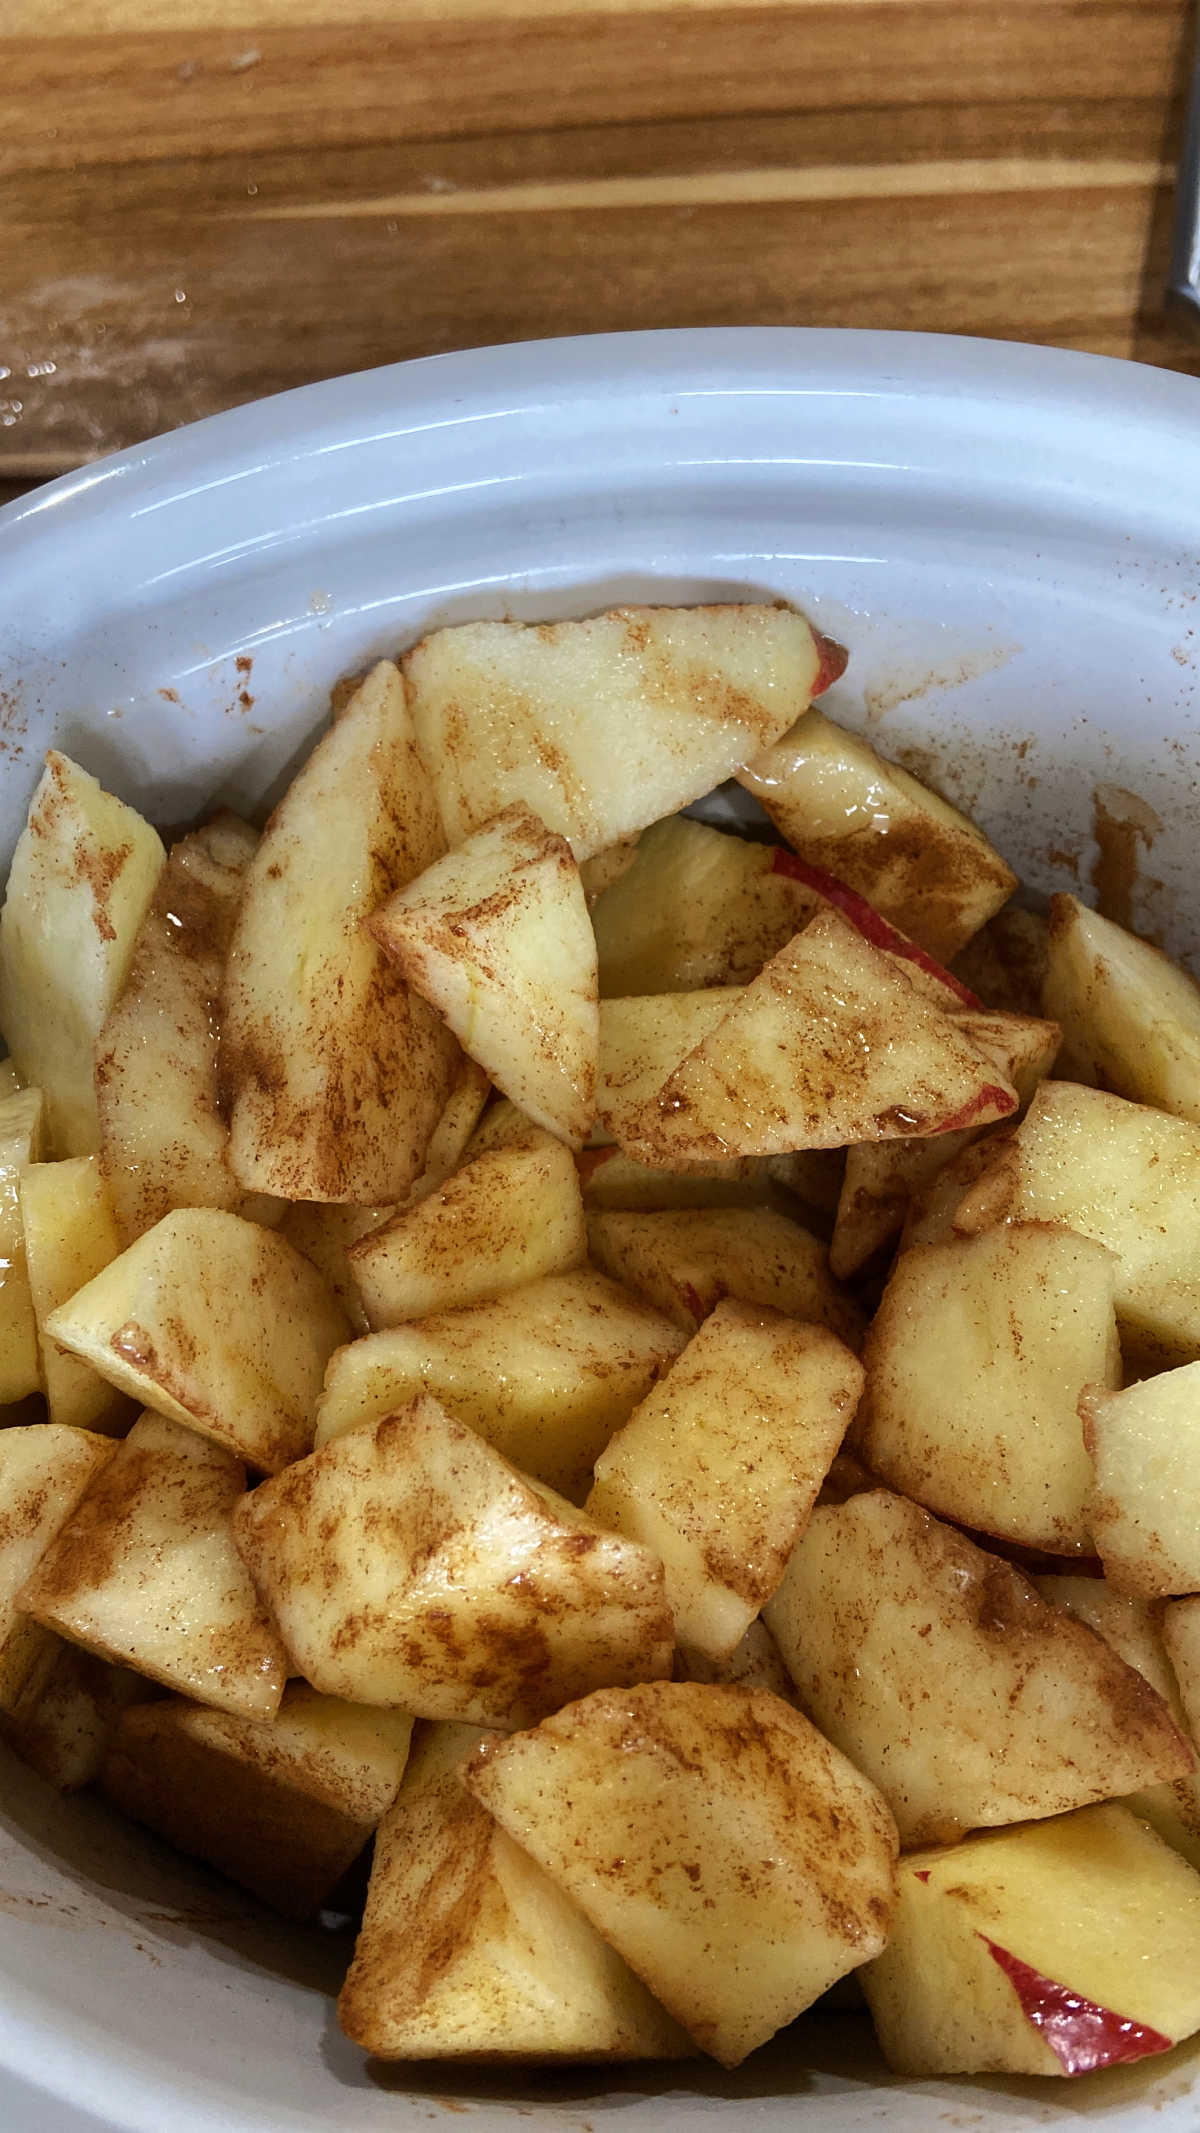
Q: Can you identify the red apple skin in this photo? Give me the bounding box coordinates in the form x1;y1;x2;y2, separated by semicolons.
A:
769;848;984;1010
932;1086;1018;1131
811;634;850;698
984;1939;1173;2076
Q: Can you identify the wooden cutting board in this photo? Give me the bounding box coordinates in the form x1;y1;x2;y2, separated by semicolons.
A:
1;0;1197;491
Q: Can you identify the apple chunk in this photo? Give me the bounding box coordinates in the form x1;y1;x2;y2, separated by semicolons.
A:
278;1200;394;1337
1082;1364;1200;1597
464;1680;897;2068
339;1722;692;2062
0;1643;150;1793
0;1088;47;1404
861;1223;1118;1554
578;1142;839;1218
19;1411;288;1720
675;1618;799;1703
596;988;742;1152
590;814;820;996
0;751;165;1157
94;812;276;1243
221;660;460;1203
764;1489;1192;1846
102;1685;414;1918
314;1268;685;1502
954;1081;1200;1369
1037;1576;1200;1871
616;908;1016;1164
21;1156;131;1434
348;1132;586;1327
737;706;1017;962
861;1804;1200;2076
233;1394;673;1724
587;1300;862;1660
1044;892;1200;1121
369;801;597;1149
583;1206;864;1347
950;905;1050;1017
43;1209;350;1473
1164;1600;1200;1763
403;605;826;861
0;1423;116;1716
830;1008;1060;1279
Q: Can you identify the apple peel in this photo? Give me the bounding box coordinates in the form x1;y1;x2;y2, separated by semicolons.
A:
810;633;850;698
985;1939;1172;2076
770;848;983;1008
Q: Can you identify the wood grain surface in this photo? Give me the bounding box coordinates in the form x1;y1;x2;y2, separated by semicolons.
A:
1;0;1198;485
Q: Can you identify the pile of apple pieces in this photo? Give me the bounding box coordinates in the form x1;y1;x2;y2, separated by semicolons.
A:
1;607;1200;2079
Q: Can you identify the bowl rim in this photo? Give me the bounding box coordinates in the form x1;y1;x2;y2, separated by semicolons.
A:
5;325;1200;541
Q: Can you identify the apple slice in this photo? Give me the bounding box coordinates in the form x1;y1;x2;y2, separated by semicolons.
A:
596;989;742;1151
0;1644;150;1794
899;1134;1010;1250
286;1063;494;1266
737;706;1017;962
615;908;1016;1165
578;834;642;904
0;751;165;1156
0;1422;116;1717
222;660;460;1203
1044;892;1200;1120
674;1617;799;1703
950;904;1050;1016
43;1208;350;1473
763;1488;1192;1845
403;605;826;860
580;1145;780;1213
368;800;597;1148
831;1009;1060;1279
407;1056;493;1198
464;1681;897;2068
314;1268;685;1501
276;1067;493;1323
1038;1575;1200;1871
463;1096;546;1158
1164;1601;1200;1763
590;815;820;996
94;812;278;1243
953;1081;1200;1371
347;1131;587;1326
234;1394;673;1724
583;1206;864;1347
21;1157;132;1434
1081;1364;1200;1597
861;1803;1200;2077
0;1087;47;1405
579;1144;845;1228
339;1721;693;2062
766;850;982;1006
587;1300;862;1661
860;1222;1118;1554
278;1200;394;1336
102;1686;414;1919
19;1411;288;1720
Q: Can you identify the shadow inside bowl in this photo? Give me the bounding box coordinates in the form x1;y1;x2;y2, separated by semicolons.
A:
0;1739;352;1998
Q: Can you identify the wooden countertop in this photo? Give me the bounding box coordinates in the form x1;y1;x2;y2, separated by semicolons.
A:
2;0;1198;500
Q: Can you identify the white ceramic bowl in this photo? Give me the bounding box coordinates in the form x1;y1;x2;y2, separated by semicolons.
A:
3;328;1200;2133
